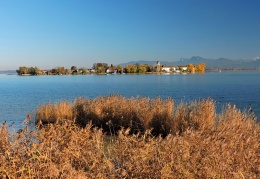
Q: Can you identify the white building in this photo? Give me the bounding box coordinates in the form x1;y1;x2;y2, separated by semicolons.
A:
106;67;117;74
162;66;176;72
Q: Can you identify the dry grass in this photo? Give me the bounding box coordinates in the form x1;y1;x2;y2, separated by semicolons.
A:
36;95;217;136
35;100;74;124
0;95;259;178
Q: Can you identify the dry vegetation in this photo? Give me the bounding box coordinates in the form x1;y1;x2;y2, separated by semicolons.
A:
36;95;217;136
0;95;259;178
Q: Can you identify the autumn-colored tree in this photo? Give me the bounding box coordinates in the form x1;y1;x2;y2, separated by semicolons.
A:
130;65;138;73
34;67;41;75
64;69;69;75
187;64;196;73
124;65;130;73
55;67;65;75
116;65;124;74
60;67;65;75
196;63;206;73
125;65;137;73
137;65;146;73
125;64;153;73
56;67;62;75
79;68;88;75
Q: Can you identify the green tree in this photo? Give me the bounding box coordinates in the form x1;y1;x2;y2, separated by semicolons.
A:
28;67;36;75
94;63;108;74
71;66;78;75
145;64;153;72
17;66;28;75
71;66;77;71
179;66;183;72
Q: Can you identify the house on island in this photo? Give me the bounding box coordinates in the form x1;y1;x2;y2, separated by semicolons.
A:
106;67;117;74
175;66;188;73
162;66;177;73
155;61;177;72
155;61;188;73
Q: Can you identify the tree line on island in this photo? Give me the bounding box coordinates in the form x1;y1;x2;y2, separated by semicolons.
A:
16;62;206;75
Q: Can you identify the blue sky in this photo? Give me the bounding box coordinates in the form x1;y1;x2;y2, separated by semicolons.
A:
0;0;259;70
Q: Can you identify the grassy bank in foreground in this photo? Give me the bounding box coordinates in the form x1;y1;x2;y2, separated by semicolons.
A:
35;95;255;136
0;96;259;178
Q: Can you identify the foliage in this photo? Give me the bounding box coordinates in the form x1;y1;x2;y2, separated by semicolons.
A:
116;65;124;73
79;68;88;75
71;66;78;71
125;65;137;73
146;64;153;72
16;66;41;75
1;96;259;178
125;64;152;73
16;62;207;76
196;63;206;73
93;63;108;74
187;63;196;73
186;63;206;73
137;64;147;73
70;66;78;75
50;68;57;75
56;67;65;75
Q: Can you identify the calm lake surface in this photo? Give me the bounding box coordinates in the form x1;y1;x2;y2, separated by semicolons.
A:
0;71;259;129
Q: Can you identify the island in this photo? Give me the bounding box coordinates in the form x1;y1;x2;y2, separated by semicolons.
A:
16;61;206;76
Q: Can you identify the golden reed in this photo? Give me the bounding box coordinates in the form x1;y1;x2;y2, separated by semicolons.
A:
0;95;259;178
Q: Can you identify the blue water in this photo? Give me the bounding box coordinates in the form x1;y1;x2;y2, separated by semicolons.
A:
0;71;259;129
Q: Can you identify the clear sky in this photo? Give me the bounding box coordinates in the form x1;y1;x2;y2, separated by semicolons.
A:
0;0;259;70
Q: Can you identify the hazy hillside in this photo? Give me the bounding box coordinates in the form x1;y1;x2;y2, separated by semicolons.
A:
119;56;260;69
0;70;17;75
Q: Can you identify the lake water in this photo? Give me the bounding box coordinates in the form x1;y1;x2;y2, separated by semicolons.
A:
0;71;259;129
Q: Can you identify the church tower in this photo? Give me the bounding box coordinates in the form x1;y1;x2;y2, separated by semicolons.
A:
156;61;161;72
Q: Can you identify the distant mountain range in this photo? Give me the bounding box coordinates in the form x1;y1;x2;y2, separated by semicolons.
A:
1;57;259;73
0;70;16;75
119;56;260;69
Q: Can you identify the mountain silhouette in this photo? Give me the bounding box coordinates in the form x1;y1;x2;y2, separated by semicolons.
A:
119;56;260;69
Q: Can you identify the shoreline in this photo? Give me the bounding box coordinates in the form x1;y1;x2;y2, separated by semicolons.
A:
5;68;260;76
